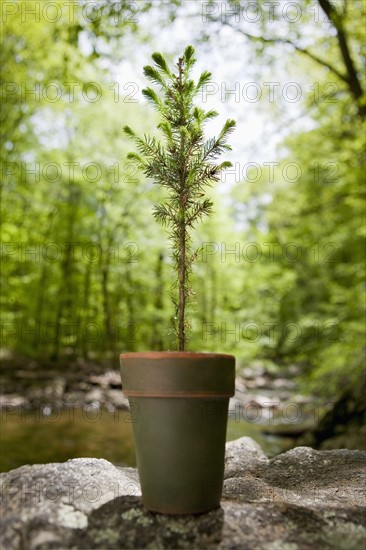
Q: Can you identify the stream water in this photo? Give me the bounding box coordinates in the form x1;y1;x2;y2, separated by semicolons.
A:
1;359;319;473
1;406;301;472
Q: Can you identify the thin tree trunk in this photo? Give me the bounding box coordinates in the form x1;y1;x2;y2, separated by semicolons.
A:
177;56;187;351
178;223;186;351
80;264;91;360
125;264;136;351
53;241;73;360
101;256;115;357
210;266;217;325
34;263;47;352
34;207;58;353
201;270;208;326
150;252;164;350
318;0;365;117
52;186;78;360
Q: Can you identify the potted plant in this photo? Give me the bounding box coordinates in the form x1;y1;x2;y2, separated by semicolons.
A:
120;45;236;514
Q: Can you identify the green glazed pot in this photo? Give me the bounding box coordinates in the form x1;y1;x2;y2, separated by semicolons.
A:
120;351;235;515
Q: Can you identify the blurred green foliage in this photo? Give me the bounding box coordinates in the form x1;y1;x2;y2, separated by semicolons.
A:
1;0;365;399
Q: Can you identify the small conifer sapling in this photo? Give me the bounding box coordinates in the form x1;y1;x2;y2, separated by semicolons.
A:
123;45;236;351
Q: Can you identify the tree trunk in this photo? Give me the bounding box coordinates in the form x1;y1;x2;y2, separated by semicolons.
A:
125;264;136;351
210;265;217;326
101;254;115;358
52;186;78;360
318;0;365;117
150;252;164;350
34;262;48;352
80;264;91;360
178;223;186;351
53;241;73;360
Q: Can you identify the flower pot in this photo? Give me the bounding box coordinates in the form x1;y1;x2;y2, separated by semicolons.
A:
120;351;235;514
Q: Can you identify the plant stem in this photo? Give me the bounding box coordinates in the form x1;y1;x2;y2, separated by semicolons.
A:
177;56;186;351
178;219;186;351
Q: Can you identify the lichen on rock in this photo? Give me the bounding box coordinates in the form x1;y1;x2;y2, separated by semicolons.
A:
1;437;365;549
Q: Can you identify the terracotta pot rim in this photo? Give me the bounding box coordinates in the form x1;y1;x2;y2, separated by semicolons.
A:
120;351;234;360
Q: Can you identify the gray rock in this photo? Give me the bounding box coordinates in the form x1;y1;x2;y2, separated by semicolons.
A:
105;389;129;408
1;438;365;549
84;388;104;403
0;394;28;408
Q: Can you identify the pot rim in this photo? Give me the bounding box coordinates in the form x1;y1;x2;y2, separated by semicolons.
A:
120;351;234;360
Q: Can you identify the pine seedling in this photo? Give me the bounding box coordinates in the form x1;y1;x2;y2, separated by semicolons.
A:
123;45;236;351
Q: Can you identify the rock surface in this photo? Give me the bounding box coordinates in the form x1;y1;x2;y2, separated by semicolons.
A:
1;437;365;549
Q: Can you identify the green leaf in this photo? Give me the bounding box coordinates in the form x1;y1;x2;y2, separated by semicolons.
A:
193;106;203;121
219;119;237;139
142;87;162;109
143;65;166;87
203;109;219;120
151;52;171;76
158;121;173;140
126;152;144;164
185;80;195;94
184;45;196;65
122;125;135;137
218;161;233;170
196;70;212;91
